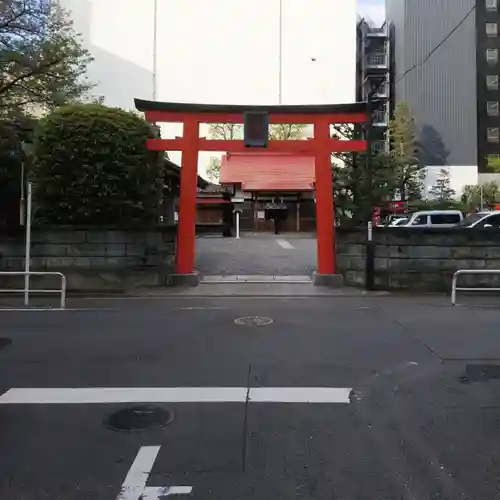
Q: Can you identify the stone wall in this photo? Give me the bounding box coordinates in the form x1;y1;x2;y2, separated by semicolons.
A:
0;226;176;292
336;228;500;291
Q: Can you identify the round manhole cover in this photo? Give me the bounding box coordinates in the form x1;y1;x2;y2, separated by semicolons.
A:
234;316;274;326
0;338;12;350
104;405;173;432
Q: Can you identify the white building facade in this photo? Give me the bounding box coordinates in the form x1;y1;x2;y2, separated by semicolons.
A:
59;0;358;172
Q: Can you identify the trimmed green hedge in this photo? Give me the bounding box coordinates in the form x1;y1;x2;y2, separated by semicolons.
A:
31;104;164;225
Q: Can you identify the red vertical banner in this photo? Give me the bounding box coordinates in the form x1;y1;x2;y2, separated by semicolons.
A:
314;118;335;275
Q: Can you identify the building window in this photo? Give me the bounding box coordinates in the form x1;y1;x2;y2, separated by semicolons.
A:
487;127;500;142
487;23;499;37
487;101;499;115
487;48;499;64
487;74;499;90
486;0;498;11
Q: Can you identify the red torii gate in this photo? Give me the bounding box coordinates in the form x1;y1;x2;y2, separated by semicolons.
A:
134;100;369;284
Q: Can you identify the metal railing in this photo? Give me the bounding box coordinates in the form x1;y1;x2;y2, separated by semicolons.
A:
451;269;500;305
0;272;66;309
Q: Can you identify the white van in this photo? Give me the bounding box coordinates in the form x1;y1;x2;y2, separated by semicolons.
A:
404;210;464;228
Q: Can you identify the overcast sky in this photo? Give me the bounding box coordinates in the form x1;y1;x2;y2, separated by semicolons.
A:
359;0;385;24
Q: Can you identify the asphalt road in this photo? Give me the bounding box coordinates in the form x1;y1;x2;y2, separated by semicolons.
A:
1;295;500;499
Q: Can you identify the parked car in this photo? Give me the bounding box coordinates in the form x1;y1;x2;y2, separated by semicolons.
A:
402;210;464;228
455;210;500;228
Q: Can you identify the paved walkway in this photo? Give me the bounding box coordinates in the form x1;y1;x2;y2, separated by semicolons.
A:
195;233;317;277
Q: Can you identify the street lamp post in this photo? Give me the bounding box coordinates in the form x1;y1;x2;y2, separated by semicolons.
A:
363;77;384;291
19;141;33;226
365;89;375;291
278;0;283;104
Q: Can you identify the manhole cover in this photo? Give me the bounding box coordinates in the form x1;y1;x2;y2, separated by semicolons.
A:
104;405;173;432
234;316;274;326
0;338;12;350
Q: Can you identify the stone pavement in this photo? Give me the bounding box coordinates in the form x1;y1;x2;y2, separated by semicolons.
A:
195;233;317;277
1;295;500;498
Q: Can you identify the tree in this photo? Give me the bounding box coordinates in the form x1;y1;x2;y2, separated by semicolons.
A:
268;124;307;140
204;122;307;182
206;156;221;183
332;150;399;225
419;124;450;166
0;0;94;116
207;123;243;141
31;104;164;225
429;168;455;202
330;123;400;225
389;102;425;201
461;182;499;212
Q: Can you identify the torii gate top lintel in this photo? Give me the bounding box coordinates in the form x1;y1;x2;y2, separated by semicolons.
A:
135;98;368;116
134;98;369;124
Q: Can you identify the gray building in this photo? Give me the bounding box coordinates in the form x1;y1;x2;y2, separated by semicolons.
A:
356;19;391;153
385;0;481;171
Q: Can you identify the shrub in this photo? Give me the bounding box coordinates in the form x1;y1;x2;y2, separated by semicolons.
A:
31;104;164;225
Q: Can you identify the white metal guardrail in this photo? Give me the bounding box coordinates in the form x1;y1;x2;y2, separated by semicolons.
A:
0;182;66;309
0;271;66;309
451;269;500;305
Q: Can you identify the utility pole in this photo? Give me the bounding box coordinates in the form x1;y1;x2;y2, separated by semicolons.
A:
152;0;158;100
278;0;283;104
365;89;375;291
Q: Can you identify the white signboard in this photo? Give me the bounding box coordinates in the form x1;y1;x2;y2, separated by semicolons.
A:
257;211;265;219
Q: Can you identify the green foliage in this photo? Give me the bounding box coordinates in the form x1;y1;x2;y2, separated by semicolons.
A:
461;182;500;212
0;0;94;116
0;114;37;227
31;104;164;225
486;156;500;173
388;102;425;200
333;150;398;225
407;198;464;212
428;168;455;202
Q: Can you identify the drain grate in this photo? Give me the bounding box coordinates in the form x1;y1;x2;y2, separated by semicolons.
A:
105;405;173;432
234;316;274;326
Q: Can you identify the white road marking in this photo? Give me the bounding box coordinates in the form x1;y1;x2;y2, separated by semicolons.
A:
0;387;352;404
276;238;294;249
0;387;247;404
250;387;352;403
116;446;158;500
0;308;118;312
142;486;193;498
117;446;192;500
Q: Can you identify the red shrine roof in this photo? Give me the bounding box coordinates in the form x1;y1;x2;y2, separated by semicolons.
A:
219;153;315;192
